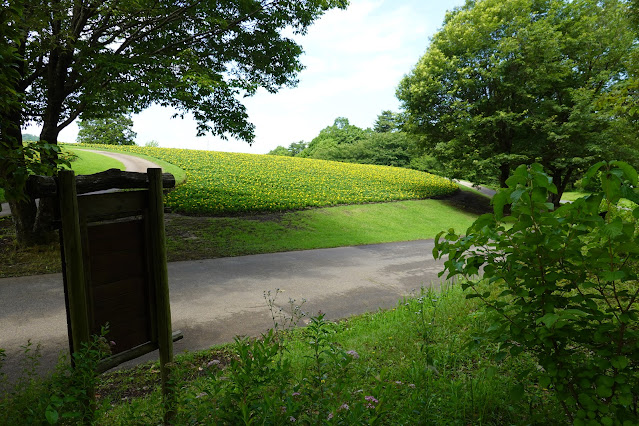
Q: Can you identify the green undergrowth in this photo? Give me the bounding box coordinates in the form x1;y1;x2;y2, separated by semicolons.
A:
0;284;564;425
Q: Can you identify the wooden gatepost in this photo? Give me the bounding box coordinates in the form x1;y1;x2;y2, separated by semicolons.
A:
30;168;182;422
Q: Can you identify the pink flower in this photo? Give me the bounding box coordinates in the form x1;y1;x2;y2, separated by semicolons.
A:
346;350;360;359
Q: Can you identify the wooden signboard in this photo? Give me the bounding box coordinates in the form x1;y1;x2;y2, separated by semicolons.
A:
51;168;180;415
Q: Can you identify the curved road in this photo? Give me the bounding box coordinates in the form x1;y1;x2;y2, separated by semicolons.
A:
0;151;450;384
0;148;161;217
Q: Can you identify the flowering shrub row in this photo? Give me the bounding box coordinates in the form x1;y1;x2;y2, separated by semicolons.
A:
80;145;458;215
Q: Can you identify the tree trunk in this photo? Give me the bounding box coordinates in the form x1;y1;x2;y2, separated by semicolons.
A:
1;104;43;246
34;123;62;237
499;163;510;188
8;199;41;246
549;167;573;208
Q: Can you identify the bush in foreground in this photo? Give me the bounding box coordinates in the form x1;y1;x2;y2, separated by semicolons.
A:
436;161;639;424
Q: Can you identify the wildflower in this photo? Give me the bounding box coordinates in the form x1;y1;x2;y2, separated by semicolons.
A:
289;416;296;422
364;396;378;404
346;350;360;359
408;383;416;388
292;392;301;397
339;403;350;411
395;381;403;385
328;413;334;420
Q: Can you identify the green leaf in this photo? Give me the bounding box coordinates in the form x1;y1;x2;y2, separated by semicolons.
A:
611;161;638;185
510;188;526;203
611;356;629;370
537;313;559;328
581;161;606;189
601;270;625;282
510;383;525;402
484;366;498;378
596;385;613;398
492;190;510;219
45;406;59;424
602;219;623;238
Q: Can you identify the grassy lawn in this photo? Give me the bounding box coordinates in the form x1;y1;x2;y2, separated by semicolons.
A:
65;148;124;174
65;144;187;184
0;148;125;204
561;190;589;202
165;197;481;260
1;284;563;424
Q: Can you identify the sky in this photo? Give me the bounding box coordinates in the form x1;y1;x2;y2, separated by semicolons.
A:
25;0;466;155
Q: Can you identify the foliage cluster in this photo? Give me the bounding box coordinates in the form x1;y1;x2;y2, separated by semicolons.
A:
0;140;69;202
76;114;137;146
77;144;458;215
0;331;112;425
398;0;639;203
268;115;440;173
435;161;639;423
1;286;565;424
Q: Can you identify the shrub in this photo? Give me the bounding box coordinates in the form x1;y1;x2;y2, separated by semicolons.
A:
434;161;639;424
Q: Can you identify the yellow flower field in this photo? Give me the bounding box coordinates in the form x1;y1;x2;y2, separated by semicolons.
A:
83;145;458;215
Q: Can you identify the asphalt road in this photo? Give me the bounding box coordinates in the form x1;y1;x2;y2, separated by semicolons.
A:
0;239;445;385
0;150;450;385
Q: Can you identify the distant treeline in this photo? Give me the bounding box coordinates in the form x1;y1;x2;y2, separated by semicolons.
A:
267;112;441;174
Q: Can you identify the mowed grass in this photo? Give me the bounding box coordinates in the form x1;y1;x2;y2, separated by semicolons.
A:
65;144;187;184
166;199;480;260
0;148;124;204
65;148;124;174
76;145;459;215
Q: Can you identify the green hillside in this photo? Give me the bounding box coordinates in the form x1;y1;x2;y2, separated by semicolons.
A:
76;145;459;215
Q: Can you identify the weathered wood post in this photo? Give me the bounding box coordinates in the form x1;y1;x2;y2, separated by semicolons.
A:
147;167;175;422
58;170;91;356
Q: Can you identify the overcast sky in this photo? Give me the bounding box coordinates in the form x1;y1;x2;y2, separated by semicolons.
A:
26;0;466;154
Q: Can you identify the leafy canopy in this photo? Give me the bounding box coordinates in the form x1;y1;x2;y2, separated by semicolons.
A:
76;114;137;146
7;0;348;143
397;0;638;202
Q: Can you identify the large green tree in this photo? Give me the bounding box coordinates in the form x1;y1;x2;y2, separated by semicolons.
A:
0;0;347;245
77;113;137;145
299;117;371;158
397;0;637;204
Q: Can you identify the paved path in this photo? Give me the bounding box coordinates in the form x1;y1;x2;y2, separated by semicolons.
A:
0;239;445;384
456;180;497;198
0;148;160;217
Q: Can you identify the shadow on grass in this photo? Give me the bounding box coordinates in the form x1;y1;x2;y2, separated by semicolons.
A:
439;189;492;216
